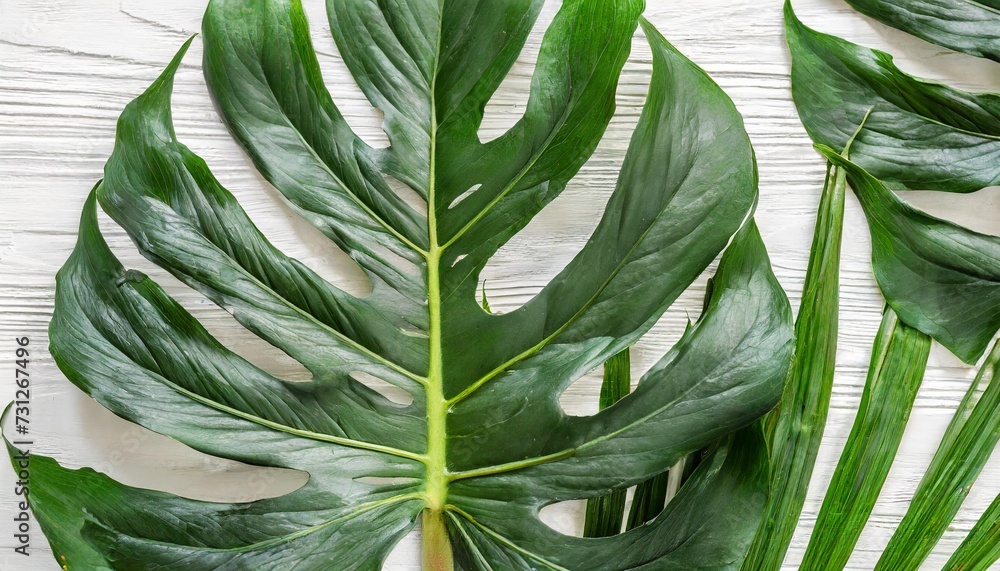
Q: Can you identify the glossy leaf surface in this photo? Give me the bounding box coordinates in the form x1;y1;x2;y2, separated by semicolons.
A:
819;147;1000;364
784;3;1000;569
877;341;1000;570
786;0;1000;193
7;1;794;569
741;143;847;571
844;0;1000;62
801;307;930;570
944;491;1000;571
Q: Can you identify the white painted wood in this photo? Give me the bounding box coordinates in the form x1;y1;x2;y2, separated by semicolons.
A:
1;0;999;569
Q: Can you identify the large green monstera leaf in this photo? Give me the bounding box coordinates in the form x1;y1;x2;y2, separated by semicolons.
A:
6;1;795;569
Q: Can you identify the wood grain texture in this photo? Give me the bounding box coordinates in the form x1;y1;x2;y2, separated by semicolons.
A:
1;0;999;569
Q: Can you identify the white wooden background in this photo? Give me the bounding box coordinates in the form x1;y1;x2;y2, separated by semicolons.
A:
2;0;1000;569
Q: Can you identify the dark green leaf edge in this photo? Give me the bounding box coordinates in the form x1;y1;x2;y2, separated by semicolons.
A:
844;0;1000;63
818;145;1000;364
786;0;1000;193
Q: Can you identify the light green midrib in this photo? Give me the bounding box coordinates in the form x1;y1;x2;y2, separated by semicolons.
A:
423;2;449;516
94;493;422;555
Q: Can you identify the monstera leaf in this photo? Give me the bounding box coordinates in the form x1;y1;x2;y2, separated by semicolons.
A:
815;145;1000;364
6;1;795;569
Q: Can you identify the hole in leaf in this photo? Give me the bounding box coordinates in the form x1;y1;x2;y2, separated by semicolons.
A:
384;528;420;566
903;186;1000;235
559;364;605;417
303;1;389;149
475;266;550;314
383;174;428;214
353;476;418;487
164;77;377;301
350;371;414;407
67;395;308;503
476;140;620;314
399;320;428;339
448;184;482;209
538;499;587;537
97;213;316;384
477;9;649;314
371;243;423;277
478;4;558;144
791;2;1000;93
240;174;374;298
556;276;710;419
161;72;376;300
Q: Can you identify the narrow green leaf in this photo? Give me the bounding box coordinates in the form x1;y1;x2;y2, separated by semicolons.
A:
785;0;1000;193
844;0;1000;62
801;307;930;570
598;349;631;411
583;491;628;539
876;340;1000;570
741;159;847;571
480;282;491;313
944;492;1000;571
817;146;1000;364
584;349;631;538
625;471;669;531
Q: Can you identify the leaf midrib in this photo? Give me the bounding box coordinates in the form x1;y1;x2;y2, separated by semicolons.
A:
423;0;450;515
100;494;421;555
